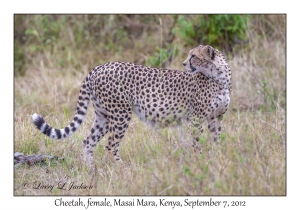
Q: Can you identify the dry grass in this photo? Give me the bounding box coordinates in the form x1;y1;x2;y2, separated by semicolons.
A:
14;14;286;195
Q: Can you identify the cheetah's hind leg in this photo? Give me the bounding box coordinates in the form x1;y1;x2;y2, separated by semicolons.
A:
105;109;132;162
82;113;109;169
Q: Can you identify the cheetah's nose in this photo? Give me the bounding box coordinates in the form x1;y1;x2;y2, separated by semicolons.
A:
183;63;186;66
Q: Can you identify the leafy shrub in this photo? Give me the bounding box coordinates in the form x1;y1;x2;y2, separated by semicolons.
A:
173;15;251;51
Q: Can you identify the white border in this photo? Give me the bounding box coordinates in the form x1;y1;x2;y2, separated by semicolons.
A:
3;0;298;209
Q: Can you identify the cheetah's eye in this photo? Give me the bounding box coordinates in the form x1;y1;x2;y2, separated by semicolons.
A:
191;54;195;58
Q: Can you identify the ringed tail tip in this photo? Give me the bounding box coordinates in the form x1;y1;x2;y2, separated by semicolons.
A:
32;113;45;130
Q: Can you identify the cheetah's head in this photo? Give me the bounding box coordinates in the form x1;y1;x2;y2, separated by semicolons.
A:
183;45;231;85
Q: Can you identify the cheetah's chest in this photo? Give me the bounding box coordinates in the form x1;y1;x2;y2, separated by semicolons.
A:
213;87;230;117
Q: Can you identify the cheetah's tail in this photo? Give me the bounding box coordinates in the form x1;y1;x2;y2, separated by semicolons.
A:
31;76;91;140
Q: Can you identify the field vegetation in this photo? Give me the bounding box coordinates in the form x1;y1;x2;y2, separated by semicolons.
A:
14;14;285;195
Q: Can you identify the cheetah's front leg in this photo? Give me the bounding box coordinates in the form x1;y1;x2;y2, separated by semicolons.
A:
207;114;222;157
188;121;204;154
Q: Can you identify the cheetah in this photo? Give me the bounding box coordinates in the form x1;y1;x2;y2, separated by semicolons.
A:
32;45;231;167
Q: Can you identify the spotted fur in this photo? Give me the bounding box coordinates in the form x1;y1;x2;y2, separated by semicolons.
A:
32;45;232;167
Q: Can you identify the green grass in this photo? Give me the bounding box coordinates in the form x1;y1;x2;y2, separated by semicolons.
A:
14;14;286;195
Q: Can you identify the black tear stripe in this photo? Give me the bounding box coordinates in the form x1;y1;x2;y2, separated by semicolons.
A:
189;56;197;72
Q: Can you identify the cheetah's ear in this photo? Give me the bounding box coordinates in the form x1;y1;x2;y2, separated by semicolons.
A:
205;46;215;61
